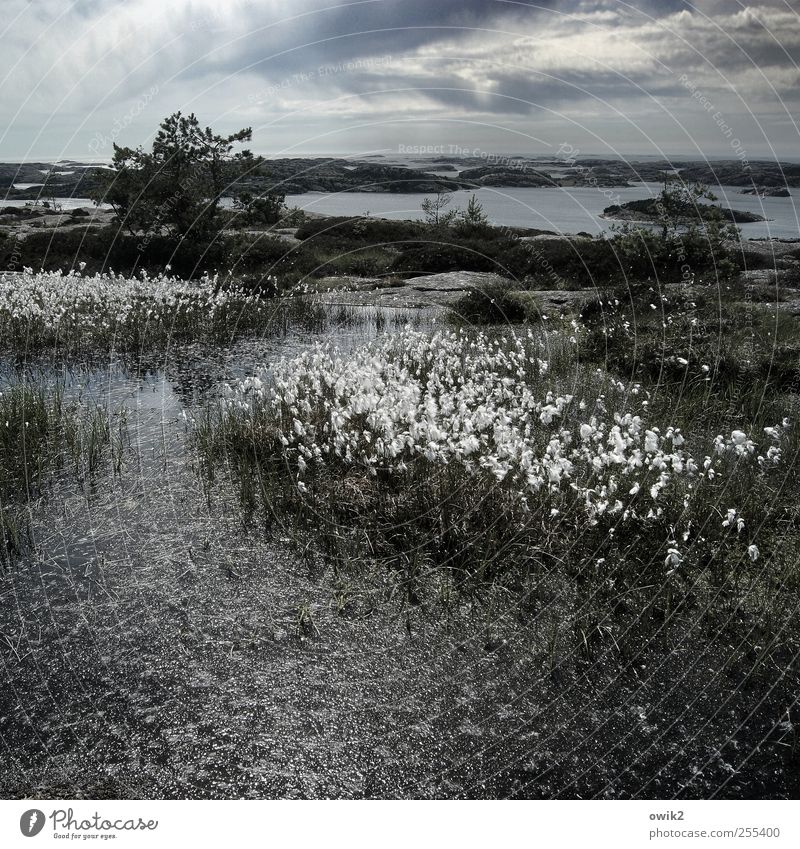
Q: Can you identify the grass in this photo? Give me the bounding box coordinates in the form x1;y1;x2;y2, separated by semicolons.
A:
0;378;118;566
451;282;538;324
193;321;800;663
578;284;800;398
0;268;413;357
2;242;798;797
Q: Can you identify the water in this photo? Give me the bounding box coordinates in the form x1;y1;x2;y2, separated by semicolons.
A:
0;197;111;210
3;183;798;237
285;183;800;239
0;302;796;798
0;305;471;799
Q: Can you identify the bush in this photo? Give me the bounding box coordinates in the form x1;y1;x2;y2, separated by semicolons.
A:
392;240;504;275
452;283;531;324
318;246;396;278
2;226;231;278
295;216;425;245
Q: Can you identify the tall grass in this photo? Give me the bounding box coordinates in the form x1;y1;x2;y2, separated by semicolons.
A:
194;325;799;653
0;379;117;566
0;269;430;358
0;269;279;355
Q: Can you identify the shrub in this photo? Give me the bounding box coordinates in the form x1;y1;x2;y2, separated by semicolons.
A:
452;282;531;324
295;216;425;245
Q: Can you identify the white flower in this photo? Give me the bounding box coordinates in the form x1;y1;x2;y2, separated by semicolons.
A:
747;544;759;561
722;508;737;528
730;430;747;446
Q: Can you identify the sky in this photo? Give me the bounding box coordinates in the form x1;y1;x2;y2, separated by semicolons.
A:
2;0;800;162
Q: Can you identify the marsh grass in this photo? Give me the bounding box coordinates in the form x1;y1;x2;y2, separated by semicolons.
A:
0;378;118;566
194;324;800;660
0;269;296;356
0;269;429;364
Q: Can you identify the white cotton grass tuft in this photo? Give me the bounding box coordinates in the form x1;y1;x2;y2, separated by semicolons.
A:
0;268;275;348
218;327;786;571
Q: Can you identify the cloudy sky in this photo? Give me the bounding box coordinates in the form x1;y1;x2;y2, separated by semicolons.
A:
2;0;800;162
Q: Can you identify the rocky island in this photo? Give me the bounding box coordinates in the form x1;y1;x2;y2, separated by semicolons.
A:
740;185;791;197
602;196;766;224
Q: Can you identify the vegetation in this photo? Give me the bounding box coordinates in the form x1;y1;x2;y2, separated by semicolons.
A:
2;174;799;798
92;111;262;241
232;190;285;227
607;181;744;283
420;190;458;227
0;268;280;354
196;323;799;663
0;381;118;567
452;281;533;324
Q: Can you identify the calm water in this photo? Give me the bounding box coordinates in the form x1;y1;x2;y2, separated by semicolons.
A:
285;183;800;239
1;303;432;570
4;183;798;238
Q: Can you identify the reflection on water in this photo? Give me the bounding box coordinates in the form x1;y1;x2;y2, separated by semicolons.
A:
2;304;435;574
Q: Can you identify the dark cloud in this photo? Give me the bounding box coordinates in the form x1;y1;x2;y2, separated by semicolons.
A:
2;0;799;159
196;0;550;80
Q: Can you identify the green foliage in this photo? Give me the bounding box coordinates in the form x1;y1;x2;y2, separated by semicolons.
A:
295;215;425;244
453;193;492;237
392;239;503;275
4;226;230;278
452;282;532;324
233;190;285;227
319;246;395;278
93;111;259;242
579;286;800;400
609;180;741;282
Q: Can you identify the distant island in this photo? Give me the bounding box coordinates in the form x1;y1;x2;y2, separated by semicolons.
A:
740;185;790;197
0;156;796;200
602;197;766;224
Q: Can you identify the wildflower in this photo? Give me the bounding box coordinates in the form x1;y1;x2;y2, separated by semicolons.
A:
722;508;737;528
747;544;759;561
664;547;682;572
730;430;747;446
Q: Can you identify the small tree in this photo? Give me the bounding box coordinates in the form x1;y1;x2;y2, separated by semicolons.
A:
94;111;261;242
233;190;285;227
454;193;491;236
421;190;457;227
611;179;740;281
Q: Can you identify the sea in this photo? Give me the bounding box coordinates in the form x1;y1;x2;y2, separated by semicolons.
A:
4;182;799;239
